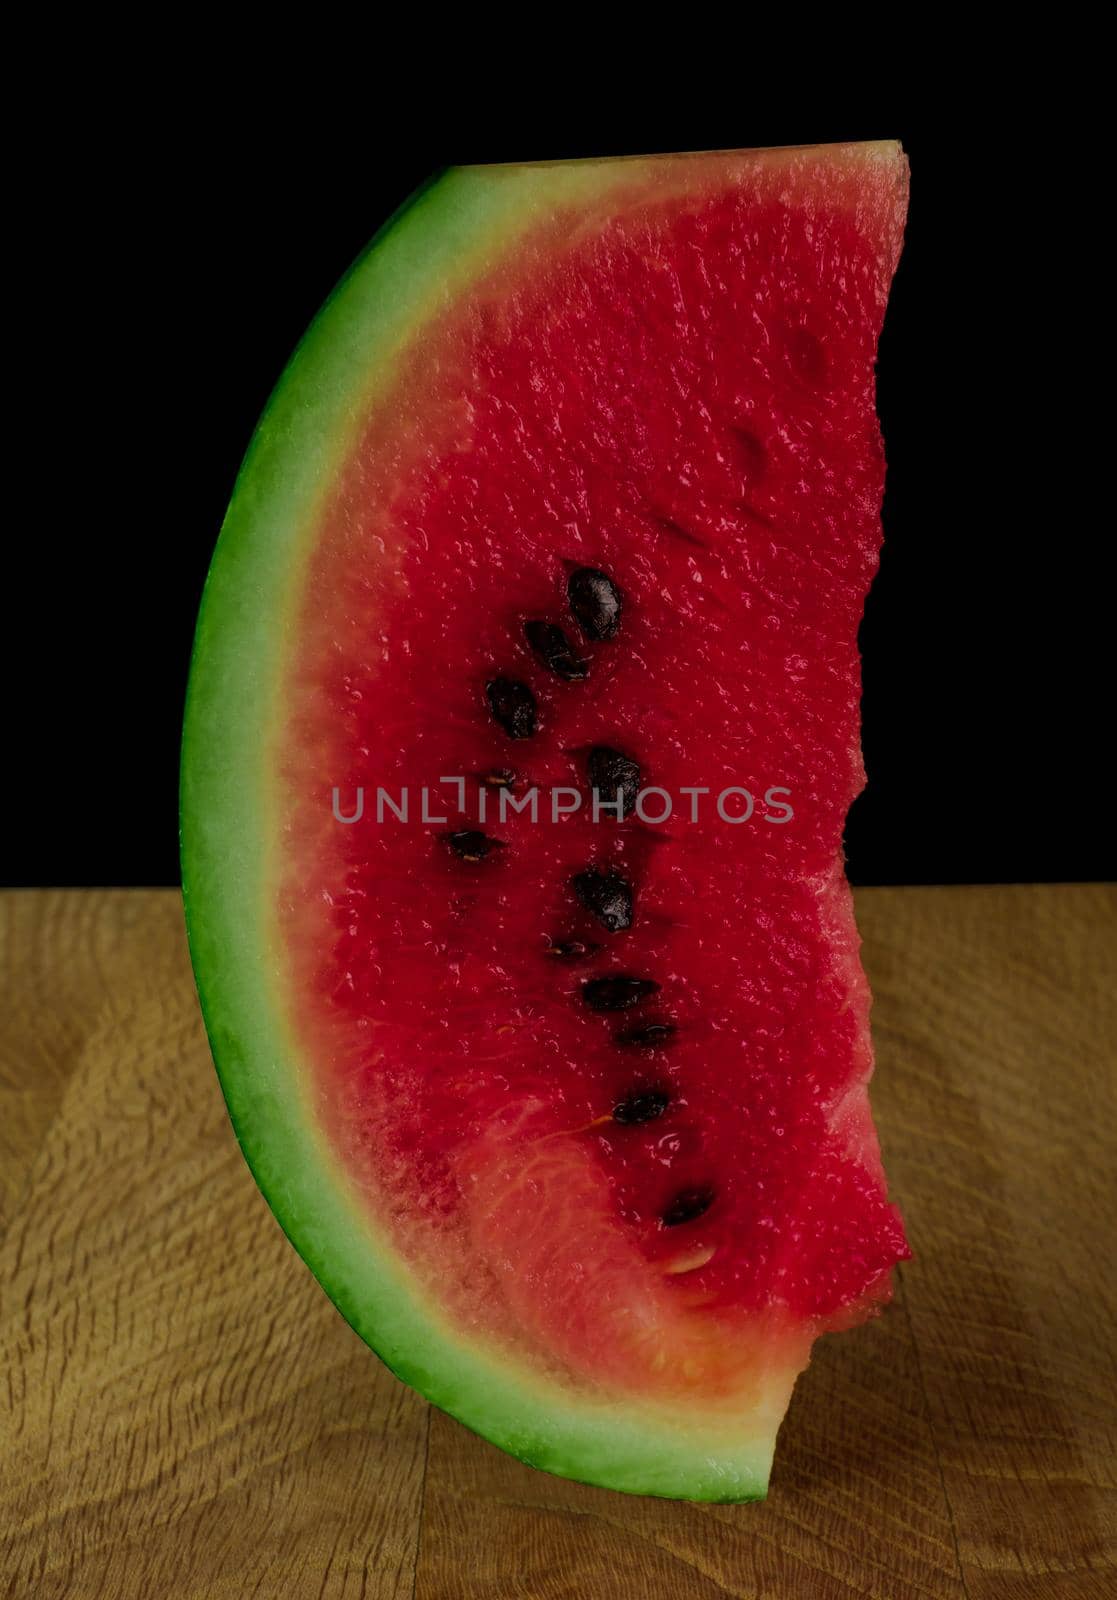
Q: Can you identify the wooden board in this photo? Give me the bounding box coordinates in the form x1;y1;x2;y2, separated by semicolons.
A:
1;886;1114;1598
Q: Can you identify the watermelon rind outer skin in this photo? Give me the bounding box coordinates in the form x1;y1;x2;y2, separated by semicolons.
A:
181;145;905;1501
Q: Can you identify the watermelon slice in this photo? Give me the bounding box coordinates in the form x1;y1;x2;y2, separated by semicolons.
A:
182;143;910;1501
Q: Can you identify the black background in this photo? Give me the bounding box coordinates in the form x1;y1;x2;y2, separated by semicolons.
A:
6;113;1110;887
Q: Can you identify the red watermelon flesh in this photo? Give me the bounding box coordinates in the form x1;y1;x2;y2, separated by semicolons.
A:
184;143;911;1499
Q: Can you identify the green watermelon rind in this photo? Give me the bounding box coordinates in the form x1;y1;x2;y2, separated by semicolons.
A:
177;156;833;1501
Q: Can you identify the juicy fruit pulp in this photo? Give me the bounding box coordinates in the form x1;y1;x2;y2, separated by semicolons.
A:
183;144;910;1500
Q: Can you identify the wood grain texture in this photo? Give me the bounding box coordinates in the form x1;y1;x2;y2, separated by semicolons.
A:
0;892;189;1237
1;886;1114;1599
0;891;428;1600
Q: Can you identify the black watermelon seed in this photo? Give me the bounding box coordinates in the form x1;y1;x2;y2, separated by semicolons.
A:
581;975;659;1013
612;1089;671;1125
482;768;516;788
571;867;634;932
447;830;504;862
524;620;589;681
587;746;641;818
546;938;602;961
568;567;623;641
662;1186;716;1228
486;677;536;739
614;1021;677;1048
